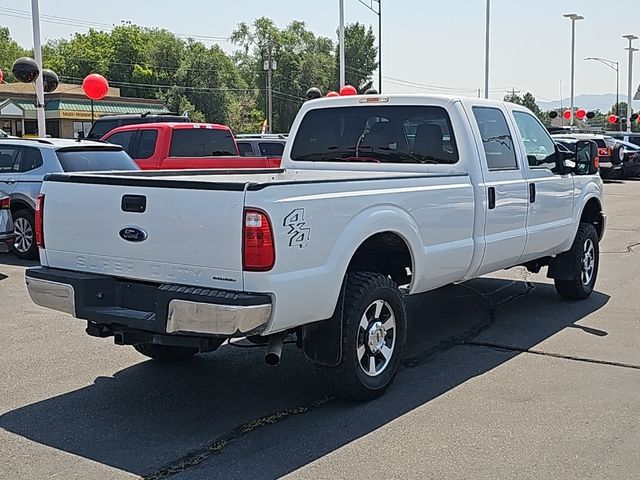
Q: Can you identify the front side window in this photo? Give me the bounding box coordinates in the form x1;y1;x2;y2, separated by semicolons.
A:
472;107;517;171
237;142;254;157
513;111;558;171
136;130;158;159
169;129;237;157
290;105;459;164
105;131;136;156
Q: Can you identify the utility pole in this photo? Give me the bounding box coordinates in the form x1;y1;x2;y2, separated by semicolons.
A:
623;35;638;133
264;47;275;134
357;0;382;92
339;0;346;88
31;0;46;138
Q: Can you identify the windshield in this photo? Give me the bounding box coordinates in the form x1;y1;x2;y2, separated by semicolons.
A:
55;148;139;172
87;120;119;139
290;105;459;164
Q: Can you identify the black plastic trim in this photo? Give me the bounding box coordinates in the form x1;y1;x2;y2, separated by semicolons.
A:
44;173;247;191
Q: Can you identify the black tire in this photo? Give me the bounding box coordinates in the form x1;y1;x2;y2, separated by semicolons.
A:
133;343;199;361
611;145;624;165
316;272;407;401
554;223;599;300
13;209;38;260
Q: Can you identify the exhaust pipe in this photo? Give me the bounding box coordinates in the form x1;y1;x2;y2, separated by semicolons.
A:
264;332;287;366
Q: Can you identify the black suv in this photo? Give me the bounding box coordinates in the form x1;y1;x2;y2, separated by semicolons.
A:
86;113;190;140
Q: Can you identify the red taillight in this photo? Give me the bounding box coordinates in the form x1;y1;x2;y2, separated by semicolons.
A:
594;156;600;169
243;208;275;271
35;194;45;249
0;197;9;209
598;147;609;157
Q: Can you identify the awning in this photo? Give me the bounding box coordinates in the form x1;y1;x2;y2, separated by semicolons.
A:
45;99;169;115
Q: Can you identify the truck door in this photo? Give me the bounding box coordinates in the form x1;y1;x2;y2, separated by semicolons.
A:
470;106;529;275
511;110;574;260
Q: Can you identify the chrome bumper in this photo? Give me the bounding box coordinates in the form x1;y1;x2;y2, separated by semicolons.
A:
167;300;272;335
26;277;76;316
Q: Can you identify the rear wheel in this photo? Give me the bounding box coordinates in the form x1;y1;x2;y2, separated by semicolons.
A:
316;272;407;401
133;343;199;361
13;209;38;260
554;223;599;300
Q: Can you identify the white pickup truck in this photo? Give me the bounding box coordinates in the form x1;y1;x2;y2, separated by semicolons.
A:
26;95;605;400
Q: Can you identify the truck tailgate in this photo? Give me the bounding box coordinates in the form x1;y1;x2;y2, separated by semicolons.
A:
41;179;245;291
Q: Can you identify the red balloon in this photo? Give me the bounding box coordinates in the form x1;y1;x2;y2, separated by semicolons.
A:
575;108;586;120
339;85;358;96
0;69;3;83
608;114;619;125
326;91;340;97
562;110;571;120
82;73;109;100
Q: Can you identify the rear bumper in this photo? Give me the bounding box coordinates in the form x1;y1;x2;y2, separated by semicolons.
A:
25;267;272;337
0;232;14;253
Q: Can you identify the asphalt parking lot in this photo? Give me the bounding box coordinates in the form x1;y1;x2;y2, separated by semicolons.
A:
0;180;638;480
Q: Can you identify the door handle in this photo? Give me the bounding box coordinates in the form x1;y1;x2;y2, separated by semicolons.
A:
3;179;16;184
488;186;496;210
529;183;536;203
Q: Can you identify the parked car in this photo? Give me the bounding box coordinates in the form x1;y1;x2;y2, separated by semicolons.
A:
614;139;640;177
101;123;282;170
607;131;640;148
236;134;287;158
0;196;14;254
86;113;190;140
27;94;604;401
552;133;622;178
0;138;138;259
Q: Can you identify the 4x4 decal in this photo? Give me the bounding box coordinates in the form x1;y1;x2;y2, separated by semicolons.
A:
284;209;311;248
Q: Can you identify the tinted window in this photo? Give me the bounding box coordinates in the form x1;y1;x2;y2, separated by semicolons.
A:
0;146;21;173
472;107;517;170
259;142;285;156
513;111;558;170
291;106;458;164
237;142;254;157
105;131;136;156
20;147;44;172
137;130;158;159
87;120;119;139
169;129;237;157
55;148;139;172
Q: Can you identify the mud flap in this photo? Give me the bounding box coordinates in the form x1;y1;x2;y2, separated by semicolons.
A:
547;252;576;281
301;274;347;367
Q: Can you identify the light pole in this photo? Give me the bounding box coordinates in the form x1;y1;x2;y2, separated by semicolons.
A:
623;35;638;133
357;0;382;92
484;0;490;99
564;13;584;127
584;57;619;130
339;0;346;88
30;0;46;138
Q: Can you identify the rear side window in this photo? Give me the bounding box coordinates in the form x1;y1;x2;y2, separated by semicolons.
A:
20;147;44;172
169;129;237;157
472;107;518;170
259;142;285;156
87;120;119;139
105;131;136;156
137;130;158;159
237;142;254;157
0;146;21;172
290;105;459;164
55;148;139;172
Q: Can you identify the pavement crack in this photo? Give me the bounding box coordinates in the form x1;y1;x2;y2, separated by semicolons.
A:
601;241;640;254
402;281;536;369
466;341;640;370
143;396;334;480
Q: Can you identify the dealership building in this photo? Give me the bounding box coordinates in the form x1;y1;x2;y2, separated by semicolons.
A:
0;82;168;138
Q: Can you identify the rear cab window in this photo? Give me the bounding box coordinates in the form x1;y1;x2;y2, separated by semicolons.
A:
290;105;459;164
169;128;237;157
55;148;139;172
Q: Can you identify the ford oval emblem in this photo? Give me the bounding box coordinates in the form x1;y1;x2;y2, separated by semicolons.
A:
119;227;148;243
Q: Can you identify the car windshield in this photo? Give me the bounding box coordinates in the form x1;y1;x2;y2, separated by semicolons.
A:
55;148;139;172
290;105;459;164
87;120;119;139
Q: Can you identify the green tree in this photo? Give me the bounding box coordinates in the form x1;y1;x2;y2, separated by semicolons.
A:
335;22;378;91
0;27;28;82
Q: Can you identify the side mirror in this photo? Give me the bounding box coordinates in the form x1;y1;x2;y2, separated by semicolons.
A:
575;140;599;175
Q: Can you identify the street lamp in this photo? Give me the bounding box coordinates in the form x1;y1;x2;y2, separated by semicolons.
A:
564;13;584;127
623;34;638;132
357;0;382;92
484;0;490;99
584;57;619;130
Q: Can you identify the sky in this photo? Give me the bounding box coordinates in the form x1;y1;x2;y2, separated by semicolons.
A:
1;0;639;106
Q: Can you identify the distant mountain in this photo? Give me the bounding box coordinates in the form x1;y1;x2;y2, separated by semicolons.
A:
537;94;637;113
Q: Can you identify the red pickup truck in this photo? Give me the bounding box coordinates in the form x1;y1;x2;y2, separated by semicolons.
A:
101;123;282;170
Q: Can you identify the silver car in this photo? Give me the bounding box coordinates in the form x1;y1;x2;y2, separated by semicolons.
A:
0;138;139;259
0;196;14;253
